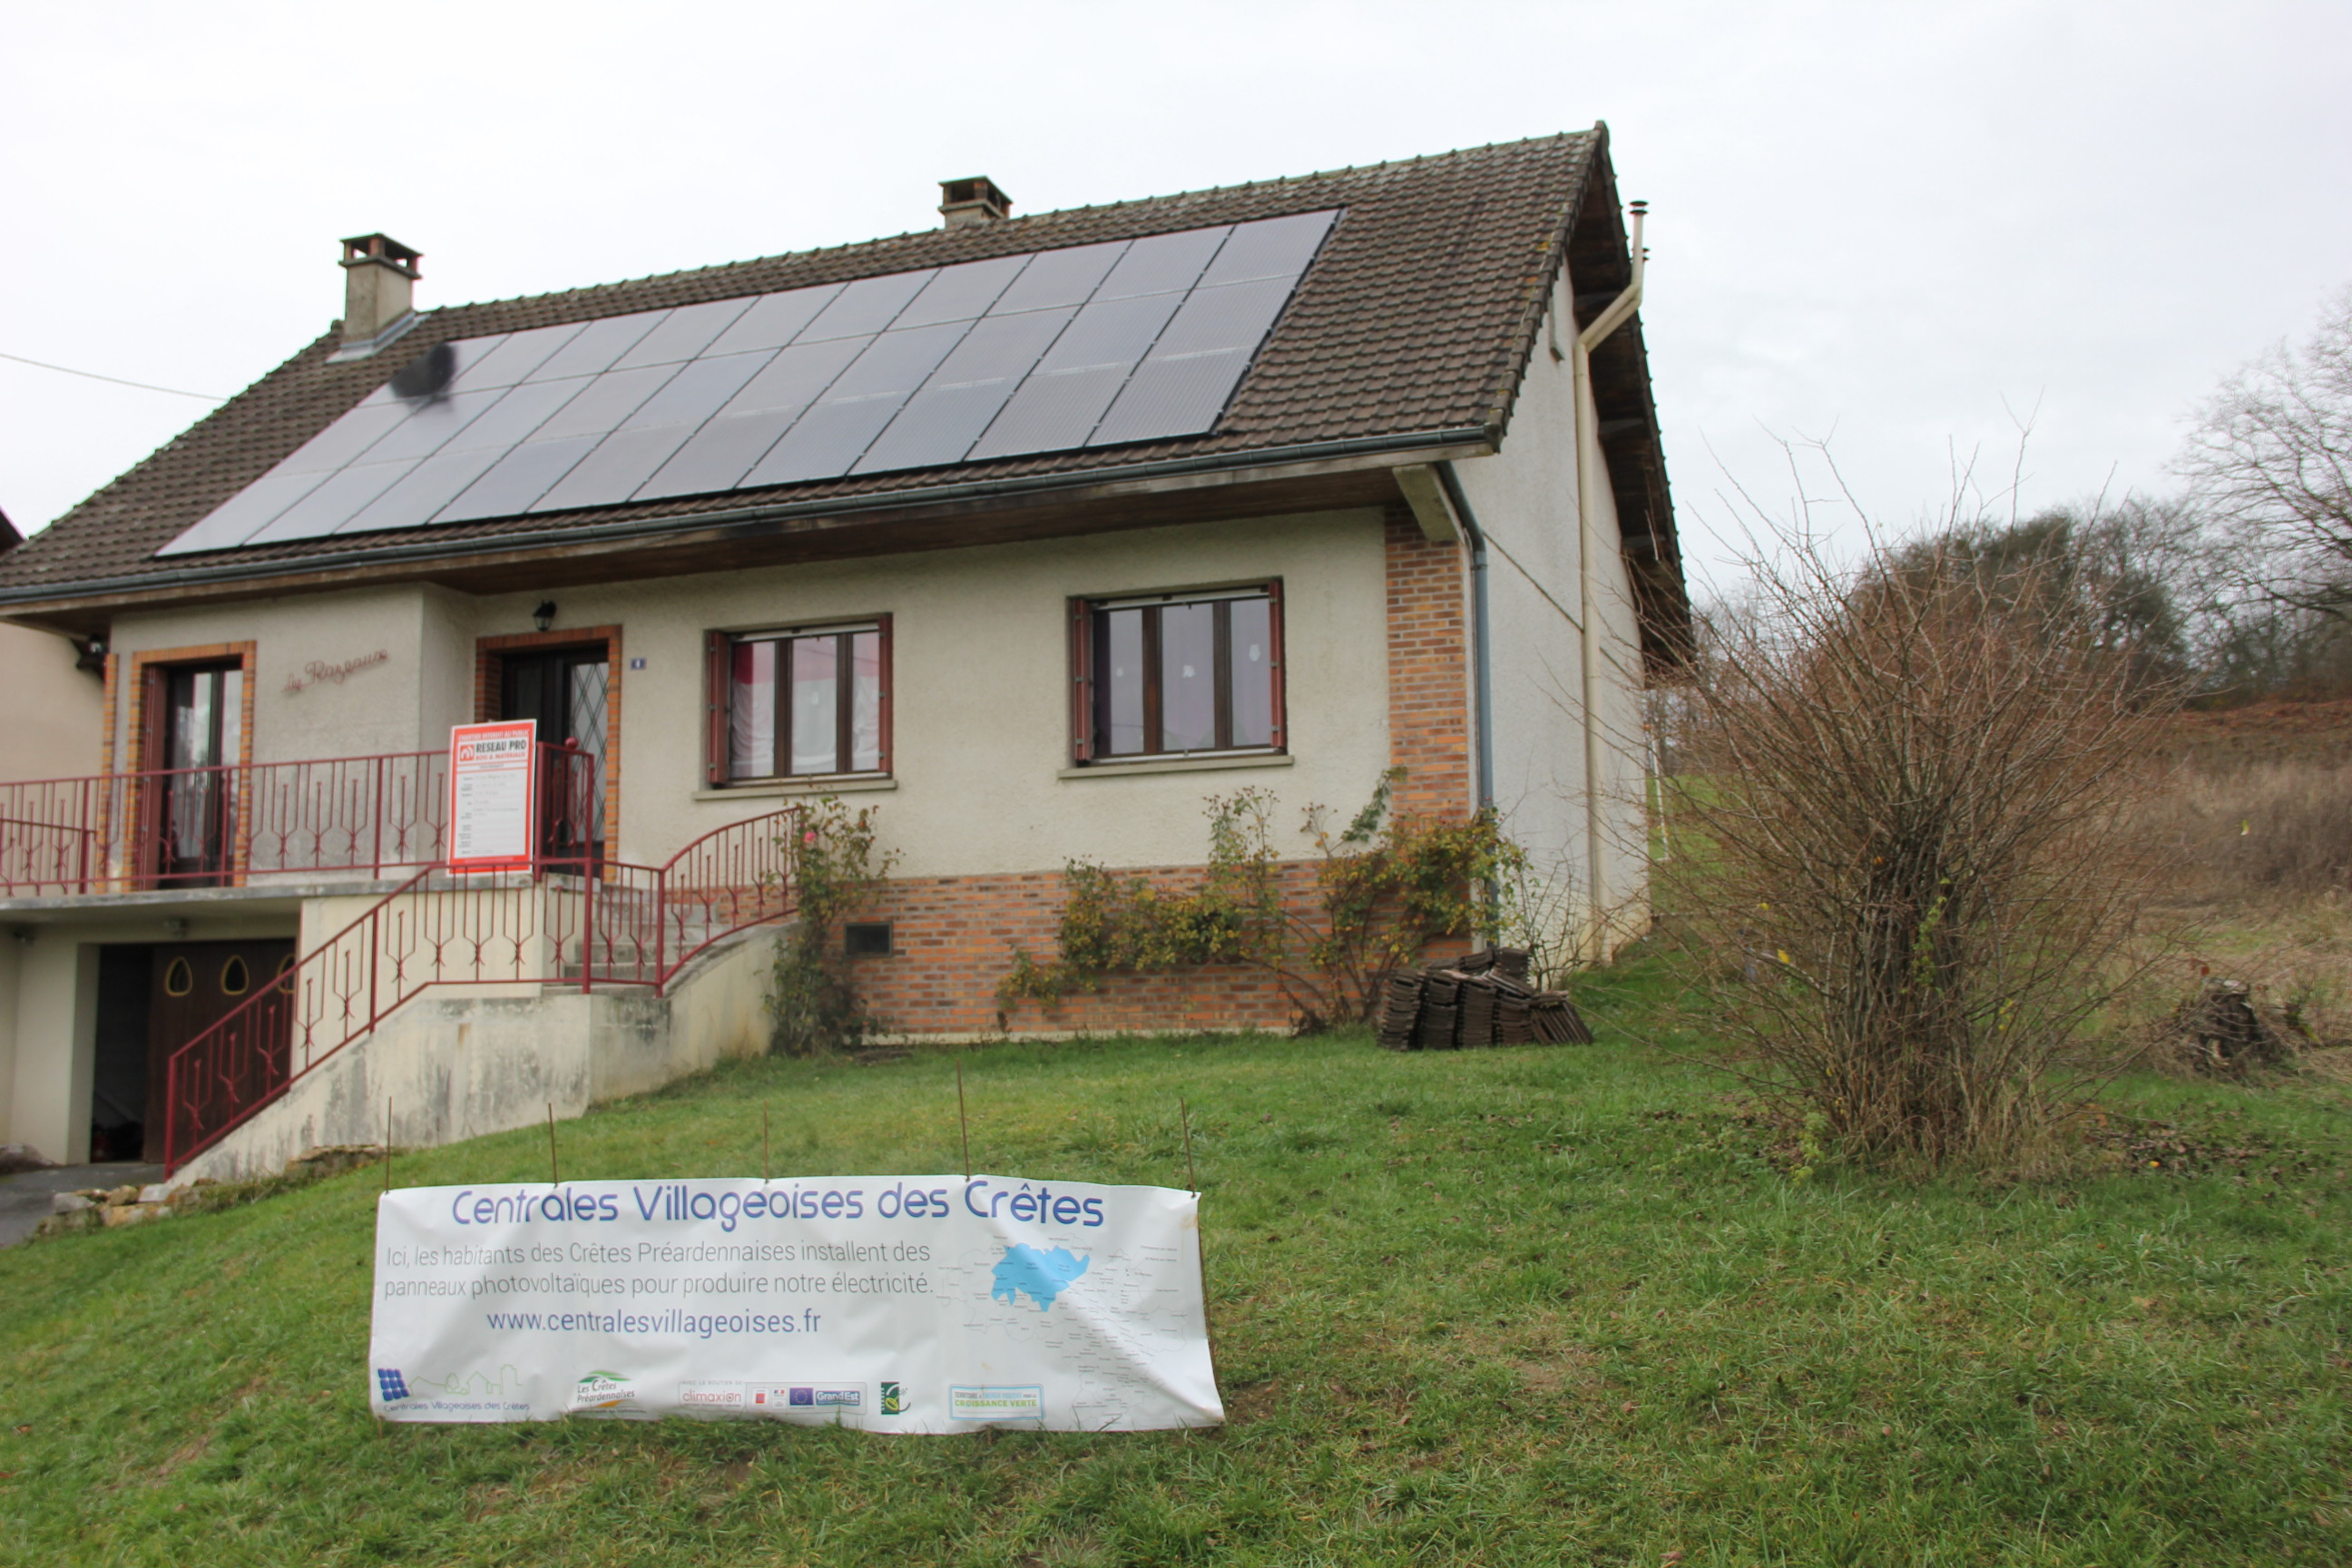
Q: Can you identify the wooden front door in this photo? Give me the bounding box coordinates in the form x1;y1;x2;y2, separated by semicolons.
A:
145;938;296;1161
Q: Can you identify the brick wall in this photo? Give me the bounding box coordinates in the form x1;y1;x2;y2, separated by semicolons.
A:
845;863;1319;1037
1383;507;1474;818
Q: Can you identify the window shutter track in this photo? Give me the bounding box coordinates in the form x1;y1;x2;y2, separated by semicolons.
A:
704;631;729;786
1267;578;1288;749
1069;597;1093;763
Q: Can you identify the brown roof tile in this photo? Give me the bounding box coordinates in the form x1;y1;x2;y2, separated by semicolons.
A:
0;132;1614;601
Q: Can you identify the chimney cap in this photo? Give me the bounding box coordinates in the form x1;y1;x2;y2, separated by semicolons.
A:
937;176;1013;228
340;233;422;279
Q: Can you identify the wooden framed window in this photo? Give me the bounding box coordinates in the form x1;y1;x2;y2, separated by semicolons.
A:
705;618;891;785
1069;583;1284;763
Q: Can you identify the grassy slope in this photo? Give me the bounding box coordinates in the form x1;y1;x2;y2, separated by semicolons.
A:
2;955;2348;1566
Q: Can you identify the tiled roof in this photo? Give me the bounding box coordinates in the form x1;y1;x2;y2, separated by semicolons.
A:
0;132;1608;600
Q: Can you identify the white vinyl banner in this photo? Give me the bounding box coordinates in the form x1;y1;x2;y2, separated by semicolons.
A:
368;1176;1221;1433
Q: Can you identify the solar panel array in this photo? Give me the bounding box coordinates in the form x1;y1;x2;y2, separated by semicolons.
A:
161;211;1339;556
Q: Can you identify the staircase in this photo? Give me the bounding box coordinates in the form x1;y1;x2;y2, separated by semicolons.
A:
160;809;800;1175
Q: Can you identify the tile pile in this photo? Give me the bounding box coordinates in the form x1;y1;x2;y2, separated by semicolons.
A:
1377;948;1592;1051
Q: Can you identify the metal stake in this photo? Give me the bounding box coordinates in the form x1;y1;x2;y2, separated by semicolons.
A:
546;1102;559;1188
1181;1097;1199;1193
383;1096;393;1193
763;1104;771;1183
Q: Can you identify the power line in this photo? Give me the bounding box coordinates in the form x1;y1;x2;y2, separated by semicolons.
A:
0;349;227;402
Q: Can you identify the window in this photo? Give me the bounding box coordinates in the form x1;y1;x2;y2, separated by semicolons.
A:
1069;584;1283;762
706;620;890;785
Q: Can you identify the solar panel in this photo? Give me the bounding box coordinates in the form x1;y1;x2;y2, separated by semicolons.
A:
744;322;971;485
159;211;1338;554
853;307;1074;473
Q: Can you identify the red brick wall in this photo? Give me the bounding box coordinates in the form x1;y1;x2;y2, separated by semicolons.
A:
847;863;1318;1037
1383;507;1475;819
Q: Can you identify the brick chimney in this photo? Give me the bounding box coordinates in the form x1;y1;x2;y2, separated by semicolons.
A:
937;177;1013;229
338;233;422;351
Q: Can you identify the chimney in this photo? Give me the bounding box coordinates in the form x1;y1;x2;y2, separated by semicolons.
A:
937;176;1013;229
338;233;422;349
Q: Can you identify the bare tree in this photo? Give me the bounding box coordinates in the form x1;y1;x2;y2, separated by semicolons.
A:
2179;289;2352;619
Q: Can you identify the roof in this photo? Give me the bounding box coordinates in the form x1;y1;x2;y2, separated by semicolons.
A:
0;130;1683;661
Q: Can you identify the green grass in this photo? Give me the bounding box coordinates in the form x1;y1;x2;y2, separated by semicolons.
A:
3;951;2349;1565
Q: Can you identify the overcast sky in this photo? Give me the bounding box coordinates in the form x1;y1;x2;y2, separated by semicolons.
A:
5;0;2347;594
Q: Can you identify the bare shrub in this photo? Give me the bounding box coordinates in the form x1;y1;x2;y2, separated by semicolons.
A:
1665;532;2174;1169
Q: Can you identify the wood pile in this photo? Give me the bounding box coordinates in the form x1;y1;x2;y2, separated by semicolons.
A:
2149;978;2306;1079
1377;949;1592;1050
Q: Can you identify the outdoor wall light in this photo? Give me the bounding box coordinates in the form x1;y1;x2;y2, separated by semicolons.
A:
533;601;557;632
162;918;190;938
8;927;33;946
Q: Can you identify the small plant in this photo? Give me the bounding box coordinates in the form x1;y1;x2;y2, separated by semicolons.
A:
998;771;1520;1028
768;799;898;1056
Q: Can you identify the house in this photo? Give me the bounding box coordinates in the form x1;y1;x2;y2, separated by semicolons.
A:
0;510;104;786
0;129;1685;1181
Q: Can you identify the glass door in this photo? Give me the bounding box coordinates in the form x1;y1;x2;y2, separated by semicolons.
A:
143;663;242;887
499;649;609;866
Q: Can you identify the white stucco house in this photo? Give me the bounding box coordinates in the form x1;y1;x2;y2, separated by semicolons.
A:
0;130;1685;1181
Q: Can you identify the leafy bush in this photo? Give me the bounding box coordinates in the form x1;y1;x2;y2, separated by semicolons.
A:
767;799;897;1056
998;771;1519;1029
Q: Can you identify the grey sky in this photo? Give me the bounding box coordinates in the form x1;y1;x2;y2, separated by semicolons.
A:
5;0;2347;595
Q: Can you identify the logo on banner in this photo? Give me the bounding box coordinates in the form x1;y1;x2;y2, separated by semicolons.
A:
950;1385;1045;1421
991;1244;1090;1311
375;1367;411;1403
880;1381;905;1415
678;1384;744;1411
570;1370;638;1411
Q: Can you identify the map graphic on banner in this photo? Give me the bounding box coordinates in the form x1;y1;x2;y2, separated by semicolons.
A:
368;1176;1220;1433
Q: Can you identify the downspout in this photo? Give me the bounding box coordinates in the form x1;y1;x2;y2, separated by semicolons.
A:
1569;201;1646;963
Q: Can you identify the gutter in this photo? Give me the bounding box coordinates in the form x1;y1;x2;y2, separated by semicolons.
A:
1569;201;1646;964
0;426;1495;615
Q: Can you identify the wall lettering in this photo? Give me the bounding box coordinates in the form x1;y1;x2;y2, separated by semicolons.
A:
283;649;390;695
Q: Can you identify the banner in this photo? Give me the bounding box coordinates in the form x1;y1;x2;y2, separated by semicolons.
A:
368;1176;1221;1433
446;720;536;872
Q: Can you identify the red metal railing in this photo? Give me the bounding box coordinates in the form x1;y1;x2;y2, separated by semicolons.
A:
159;807;799;1174
0;745;612;895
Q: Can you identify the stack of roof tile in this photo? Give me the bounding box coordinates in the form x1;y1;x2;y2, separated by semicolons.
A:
1375;949;1591;1051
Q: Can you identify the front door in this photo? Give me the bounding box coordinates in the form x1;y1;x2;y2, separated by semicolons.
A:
499;649;608;865
141;662;242;887
145;938;297;1162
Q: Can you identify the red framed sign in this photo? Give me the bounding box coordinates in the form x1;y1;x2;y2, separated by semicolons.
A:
446;720;537;873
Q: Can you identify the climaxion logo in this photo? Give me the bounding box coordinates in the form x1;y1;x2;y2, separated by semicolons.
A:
569;1371;637;1410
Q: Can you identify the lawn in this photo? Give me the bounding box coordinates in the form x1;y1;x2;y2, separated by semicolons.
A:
2;948;2347;1565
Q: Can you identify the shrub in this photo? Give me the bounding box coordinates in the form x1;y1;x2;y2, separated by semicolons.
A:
1665;533;2173;1168
998;772;1519;1030
767;799;898;1056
